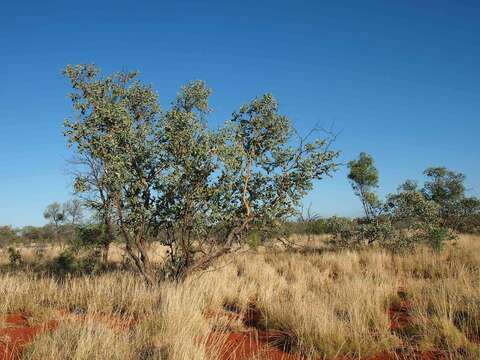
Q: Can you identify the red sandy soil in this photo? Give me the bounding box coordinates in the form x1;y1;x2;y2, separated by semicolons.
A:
0;290;455;360
0;313;57;360
205;303;302;360
388;301;411;332
205;292;449;360
208;330;303;360
0;310;134;360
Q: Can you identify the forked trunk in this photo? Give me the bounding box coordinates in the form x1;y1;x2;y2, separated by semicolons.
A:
115;198;155;285
123;235;155;285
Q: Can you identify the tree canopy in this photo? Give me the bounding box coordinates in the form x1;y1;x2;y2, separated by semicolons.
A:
64;64;339;282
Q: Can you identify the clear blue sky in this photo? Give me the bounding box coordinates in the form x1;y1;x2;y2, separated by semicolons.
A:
1;0;479;227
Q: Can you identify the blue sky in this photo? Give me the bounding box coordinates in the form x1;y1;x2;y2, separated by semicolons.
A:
1;0;479;227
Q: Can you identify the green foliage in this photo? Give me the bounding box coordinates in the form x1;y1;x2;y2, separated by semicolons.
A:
348;152;379;187
43;202;65;227
384;183;454;251
422;167;480;233
455;197;480;233
329;217;394;249
49;250;103;276
302;218;330;235
74;224;109;252
18;226;52;244
51;251;77;274
387;183;441;229
423;167;465;206
154;81;222;278
332;161;457;252
63;64;161;283
246;231;261;250
327;216;359;247
0;226;18;247
426;226;452;252
218;94;339;243
292;216;354;236
7;246;22;266
64;64;339;281
347;153;381;220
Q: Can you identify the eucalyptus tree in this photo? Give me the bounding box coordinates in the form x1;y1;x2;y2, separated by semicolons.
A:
386;180;452;250
421;167;478;230
64;64;339;283
64;64;161;284
43;202;65;243
422;167;466;206
347;152;381;220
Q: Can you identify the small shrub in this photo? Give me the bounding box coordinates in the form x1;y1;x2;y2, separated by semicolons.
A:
327;217;359;248
49;250;105;277
7;246;22;266
246;231;261;250
51;251;78;275
426;226;454;252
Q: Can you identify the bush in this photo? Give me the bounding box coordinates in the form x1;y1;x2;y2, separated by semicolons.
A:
455;212;480;234
303;219;330;235
328;188;456;252
63;65;339;283
74;224;108;251
246;231;261;250
329;217;395;249
289;217;356;236
51;251;77;274
7;246;22;266
426;226;453;252
49;250;103;276
0;226;18;247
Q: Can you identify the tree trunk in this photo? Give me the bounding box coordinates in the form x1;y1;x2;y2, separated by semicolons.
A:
126;242;155;285
104;214;115;263
115;196;155;285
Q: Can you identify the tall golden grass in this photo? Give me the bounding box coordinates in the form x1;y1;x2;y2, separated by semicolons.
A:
0;234;479;359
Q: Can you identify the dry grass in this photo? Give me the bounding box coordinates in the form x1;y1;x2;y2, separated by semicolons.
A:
0;242;169;266
0;234;479;359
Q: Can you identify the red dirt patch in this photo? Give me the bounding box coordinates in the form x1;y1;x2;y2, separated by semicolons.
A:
0;313;57;360
206;291;450;360
205;303;303;360
0;308;134;360
207;330;304;360
388;300;412;332
3;314;29;327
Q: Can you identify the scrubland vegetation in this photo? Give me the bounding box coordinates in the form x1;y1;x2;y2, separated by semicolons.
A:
1;64;479;359
0;235;479;359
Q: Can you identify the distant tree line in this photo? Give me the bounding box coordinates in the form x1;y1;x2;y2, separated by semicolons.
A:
292;154;480;251
0;199;85;248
